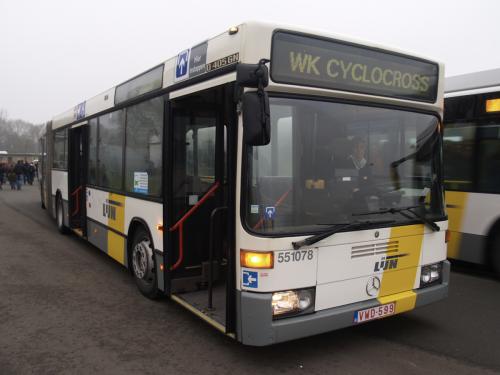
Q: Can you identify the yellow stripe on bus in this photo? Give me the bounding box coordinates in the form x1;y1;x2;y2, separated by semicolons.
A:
107;193;126;265
377;224;424;313
445;191;468;260
378;290;417;314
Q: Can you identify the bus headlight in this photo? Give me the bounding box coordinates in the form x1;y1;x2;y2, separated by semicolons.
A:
272;288;315;318
420;263;442;288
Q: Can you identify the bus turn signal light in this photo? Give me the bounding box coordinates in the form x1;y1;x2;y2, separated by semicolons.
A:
486;99;500;113
240;250;274;269
445;229;451;243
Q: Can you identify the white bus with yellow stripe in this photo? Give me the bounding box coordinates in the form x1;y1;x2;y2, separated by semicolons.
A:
40;21;449;346
444;69;500;273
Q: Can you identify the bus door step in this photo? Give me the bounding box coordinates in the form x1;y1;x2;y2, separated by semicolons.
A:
72;228;84;237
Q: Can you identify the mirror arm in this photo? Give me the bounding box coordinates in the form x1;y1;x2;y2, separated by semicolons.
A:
256;59;270;143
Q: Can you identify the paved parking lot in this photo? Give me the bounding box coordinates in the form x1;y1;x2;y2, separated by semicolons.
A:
0;185;499;374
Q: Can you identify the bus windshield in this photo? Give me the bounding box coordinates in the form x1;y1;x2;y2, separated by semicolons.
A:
244;97;445;235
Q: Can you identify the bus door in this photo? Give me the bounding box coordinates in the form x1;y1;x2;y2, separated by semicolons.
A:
168;85;231;330
68;124;88;235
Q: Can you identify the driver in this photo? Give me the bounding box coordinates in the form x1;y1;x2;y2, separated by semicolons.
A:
341;136;377;212
348;136;367;170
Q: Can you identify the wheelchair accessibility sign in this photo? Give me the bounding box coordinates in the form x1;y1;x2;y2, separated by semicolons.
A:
242;270;258;288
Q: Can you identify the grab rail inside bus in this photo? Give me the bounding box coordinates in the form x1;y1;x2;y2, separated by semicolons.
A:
70;185;83;216
169;181;220;271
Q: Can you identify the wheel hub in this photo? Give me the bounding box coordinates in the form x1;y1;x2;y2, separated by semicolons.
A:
132;239;154;281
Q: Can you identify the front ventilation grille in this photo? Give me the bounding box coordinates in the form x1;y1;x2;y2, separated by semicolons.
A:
351;241;399;258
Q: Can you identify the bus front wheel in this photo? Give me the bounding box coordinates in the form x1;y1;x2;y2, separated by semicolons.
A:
131;227;160;299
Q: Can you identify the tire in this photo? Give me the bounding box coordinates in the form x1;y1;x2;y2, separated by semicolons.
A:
40;186;46;209
130;227;160;299
491;234;500;276
56;195;69;234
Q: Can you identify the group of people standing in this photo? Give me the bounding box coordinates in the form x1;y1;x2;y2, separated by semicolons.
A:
0;160;38;190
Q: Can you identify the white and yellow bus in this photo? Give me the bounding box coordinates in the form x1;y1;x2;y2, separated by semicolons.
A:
40;22;449;345
444;69;500;274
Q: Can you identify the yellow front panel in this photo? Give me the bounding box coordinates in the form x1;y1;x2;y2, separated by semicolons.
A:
377;224;424;312
378;290;417;314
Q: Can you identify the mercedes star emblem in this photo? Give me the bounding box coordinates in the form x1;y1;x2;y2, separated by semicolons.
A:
366;276;381;297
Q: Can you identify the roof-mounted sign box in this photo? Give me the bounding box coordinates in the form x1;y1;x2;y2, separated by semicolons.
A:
271;31;439;102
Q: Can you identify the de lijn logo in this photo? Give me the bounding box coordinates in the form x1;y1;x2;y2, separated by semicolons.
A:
374;253;408;272
102;199;122;221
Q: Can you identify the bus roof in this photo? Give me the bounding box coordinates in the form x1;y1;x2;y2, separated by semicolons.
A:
445;68;500;94
51;21;443;130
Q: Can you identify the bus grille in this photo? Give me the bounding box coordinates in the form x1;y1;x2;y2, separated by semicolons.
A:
351;241;399;258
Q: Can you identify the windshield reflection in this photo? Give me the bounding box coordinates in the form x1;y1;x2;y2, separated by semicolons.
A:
244;97;445;235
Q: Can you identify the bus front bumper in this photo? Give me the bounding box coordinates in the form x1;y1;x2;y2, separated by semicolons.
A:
237;260;450;346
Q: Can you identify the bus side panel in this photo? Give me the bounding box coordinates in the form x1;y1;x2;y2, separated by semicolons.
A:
124;196;163;253
86;188;126;265
85;187;163;267
446;191;492;264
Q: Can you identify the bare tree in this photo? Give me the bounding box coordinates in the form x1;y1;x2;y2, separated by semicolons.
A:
0;109;42;153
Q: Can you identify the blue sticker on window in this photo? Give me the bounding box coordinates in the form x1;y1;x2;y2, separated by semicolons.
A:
242;270;258;288
265;206;276;220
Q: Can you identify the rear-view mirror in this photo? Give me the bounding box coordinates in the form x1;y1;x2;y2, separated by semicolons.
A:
236;63;269;88
242;91;270;146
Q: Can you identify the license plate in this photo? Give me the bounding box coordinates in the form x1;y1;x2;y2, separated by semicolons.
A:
354;302;396;323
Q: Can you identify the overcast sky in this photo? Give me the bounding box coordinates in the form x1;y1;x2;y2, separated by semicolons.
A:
1;0;499;124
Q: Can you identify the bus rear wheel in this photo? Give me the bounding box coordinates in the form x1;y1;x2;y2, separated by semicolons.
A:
131;227;160;299
56;195;69;234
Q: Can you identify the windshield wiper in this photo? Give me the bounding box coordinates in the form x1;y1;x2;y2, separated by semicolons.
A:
292;219;396;250
353;205;440;232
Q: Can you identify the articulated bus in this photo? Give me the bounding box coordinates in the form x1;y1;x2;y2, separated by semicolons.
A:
444;69;500;274
40;22;449;346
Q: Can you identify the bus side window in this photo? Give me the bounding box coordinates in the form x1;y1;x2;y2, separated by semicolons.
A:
124;96;163;196
443;123;476;191
477;124;500;193
181;121;216;197
88;118;98;185
53;128;68;170
172;106;217;221
97;110;125;190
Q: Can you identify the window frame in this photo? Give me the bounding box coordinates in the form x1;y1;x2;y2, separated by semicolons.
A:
442;121;478;192
123;95;165;197
444;92;500;194
240;92;445;238
52;128;68;170
84;94;166;202
95;109;126;191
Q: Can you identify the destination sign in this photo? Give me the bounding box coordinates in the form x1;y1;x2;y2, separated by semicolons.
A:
271;31;439;102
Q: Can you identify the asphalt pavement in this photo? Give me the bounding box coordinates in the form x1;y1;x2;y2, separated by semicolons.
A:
0;184;499;374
